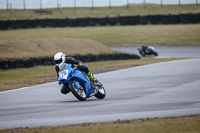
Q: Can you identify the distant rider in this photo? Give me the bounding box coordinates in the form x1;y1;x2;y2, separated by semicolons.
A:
54;52;100;94
141;44;149;54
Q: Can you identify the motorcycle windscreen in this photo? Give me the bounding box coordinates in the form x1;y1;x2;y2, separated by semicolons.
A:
58;64;71;81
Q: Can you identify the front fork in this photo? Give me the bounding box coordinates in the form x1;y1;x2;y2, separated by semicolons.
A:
68;80;81;89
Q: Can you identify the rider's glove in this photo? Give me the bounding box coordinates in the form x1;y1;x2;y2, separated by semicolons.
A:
58;82;61;85
78;61;83;66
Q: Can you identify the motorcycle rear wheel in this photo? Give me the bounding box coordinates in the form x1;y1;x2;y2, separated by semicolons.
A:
95;86;106;99
153;51;158;56
69;82;86;101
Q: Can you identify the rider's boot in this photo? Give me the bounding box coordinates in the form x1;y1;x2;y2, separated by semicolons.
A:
86;72;102;86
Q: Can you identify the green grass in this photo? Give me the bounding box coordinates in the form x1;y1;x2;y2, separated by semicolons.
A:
0;58;187;92
1;115;200;133
0;24;200;47
0;4;200;20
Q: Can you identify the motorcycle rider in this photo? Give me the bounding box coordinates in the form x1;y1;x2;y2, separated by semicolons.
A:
54;52;100;94
141;44;149;54
138;44;158;57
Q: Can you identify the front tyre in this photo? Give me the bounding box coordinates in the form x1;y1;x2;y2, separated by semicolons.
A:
69;82;86;101
95;86;106;99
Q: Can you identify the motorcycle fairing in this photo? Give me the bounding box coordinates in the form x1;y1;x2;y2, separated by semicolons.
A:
58;64;96;98
71;69;96;98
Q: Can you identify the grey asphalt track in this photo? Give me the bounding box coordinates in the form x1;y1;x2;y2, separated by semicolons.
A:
111;46;200;58
0;59;200;129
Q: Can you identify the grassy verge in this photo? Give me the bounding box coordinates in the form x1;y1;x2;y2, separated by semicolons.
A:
0;24;200;47
0;4;200;20
1;115;200;133
0;58;188;92
0;38;115;60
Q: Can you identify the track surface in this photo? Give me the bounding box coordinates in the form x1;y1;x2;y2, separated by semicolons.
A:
111;46;200;58
0;58;200;129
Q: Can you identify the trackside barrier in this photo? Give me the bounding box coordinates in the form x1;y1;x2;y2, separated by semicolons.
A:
129;16;139;25
139;15;149;25
119;16;129;25
149;15;160;24
170;15;180;24
38;19;47;27
88;17;97;26
18;20;28;28
98;17;109;26
108;17;118;25
160;15;170;24
77;18;88;26
0;53;140;70
0;13;199;30
190;13;200;23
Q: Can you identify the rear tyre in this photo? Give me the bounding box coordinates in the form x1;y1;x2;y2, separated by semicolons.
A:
95;86;106;99
69;81;86;101
153;51;158;56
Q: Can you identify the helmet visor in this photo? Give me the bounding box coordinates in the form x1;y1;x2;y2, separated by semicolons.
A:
55;58;62;64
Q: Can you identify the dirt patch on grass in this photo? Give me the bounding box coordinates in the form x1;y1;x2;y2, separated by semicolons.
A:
0;38;115;60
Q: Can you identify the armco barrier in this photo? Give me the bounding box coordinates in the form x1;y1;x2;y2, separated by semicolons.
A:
0;13;199;30
0;53;140;70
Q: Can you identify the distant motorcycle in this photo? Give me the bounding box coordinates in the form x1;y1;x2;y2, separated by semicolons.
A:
58;64;106;101
137;45;158;57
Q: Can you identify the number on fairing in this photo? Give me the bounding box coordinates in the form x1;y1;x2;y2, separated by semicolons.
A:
60;70;68;79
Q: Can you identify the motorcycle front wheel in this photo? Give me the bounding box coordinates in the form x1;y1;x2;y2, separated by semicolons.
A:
69;82;86;101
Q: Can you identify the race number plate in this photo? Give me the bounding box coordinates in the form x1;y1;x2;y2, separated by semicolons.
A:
59;70;68;79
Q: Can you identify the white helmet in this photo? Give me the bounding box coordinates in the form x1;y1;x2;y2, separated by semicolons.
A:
54;52;66;66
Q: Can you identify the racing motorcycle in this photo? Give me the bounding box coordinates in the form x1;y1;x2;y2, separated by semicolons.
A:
58;63;106;101
137;45;158;57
